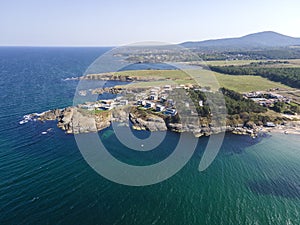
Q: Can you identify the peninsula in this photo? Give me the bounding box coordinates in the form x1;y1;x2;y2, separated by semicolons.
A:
24;67;300;137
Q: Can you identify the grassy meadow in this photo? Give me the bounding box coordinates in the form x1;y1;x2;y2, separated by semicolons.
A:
108;69;293;92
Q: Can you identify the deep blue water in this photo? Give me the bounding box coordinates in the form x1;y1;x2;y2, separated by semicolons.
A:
0;47;299;225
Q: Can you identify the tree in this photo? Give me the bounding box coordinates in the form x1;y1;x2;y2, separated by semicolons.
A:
273;102;285;113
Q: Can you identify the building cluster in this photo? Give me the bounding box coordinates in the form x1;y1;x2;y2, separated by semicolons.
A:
79;97;129;111
79;84;207;117
244;91;291;107
136;85;178;116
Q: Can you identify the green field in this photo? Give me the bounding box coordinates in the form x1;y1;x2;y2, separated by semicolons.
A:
109;69;293;93
204;60;259;66
214;73;292;92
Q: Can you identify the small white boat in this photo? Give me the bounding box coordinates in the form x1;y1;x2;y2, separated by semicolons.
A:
41;131;47;135
19;120;28;125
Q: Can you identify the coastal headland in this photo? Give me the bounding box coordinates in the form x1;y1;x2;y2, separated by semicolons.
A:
23;69;300;137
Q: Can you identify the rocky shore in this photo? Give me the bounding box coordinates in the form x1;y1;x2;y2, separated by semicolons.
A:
30;75;300;137
36;106;169;134
27;105;300;137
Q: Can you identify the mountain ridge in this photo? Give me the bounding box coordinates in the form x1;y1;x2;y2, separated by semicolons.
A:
181;31;300;50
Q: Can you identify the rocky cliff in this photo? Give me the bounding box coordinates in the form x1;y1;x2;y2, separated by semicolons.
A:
129;112;167;131
36;106;263;137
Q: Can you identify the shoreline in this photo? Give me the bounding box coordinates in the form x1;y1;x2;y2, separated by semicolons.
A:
26;71;300;137
260;125;300;135
20;108;300;137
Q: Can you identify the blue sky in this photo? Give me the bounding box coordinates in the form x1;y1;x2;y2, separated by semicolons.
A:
0;0;300;46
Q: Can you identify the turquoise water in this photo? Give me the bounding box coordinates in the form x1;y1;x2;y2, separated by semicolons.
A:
0;47;299;224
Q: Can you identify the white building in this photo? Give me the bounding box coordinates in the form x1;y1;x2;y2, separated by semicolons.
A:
165;108;177;116
120;100;128;105
100;104;112;110
156;105;165;112
145;102;155;108
137;100;146;106
101;99;114;104
149;94;158;101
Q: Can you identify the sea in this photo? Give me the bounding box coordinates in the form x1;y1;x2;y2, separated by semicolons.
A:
0;47;299;225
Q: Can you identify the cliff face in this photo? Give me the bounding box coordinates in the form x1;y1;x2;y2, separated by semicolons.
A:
36;106;263;137
38;107;112;134
38;106;169;134
129;112;167;131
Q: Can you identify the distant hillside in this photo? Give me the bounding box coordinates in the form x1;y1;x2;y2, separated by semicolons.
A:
181;31;300;50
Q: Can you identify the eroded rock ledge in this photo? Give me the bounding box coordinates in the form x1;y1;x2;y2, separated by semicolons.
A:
34;106;263;137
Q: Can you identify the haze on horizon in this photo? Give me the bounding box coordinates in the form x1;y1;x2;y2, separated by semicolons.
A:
0;0;300;47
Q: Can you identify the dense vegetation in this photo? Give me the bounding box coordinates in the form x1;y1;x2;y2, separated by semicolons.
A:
186;88;288;125
136;87;287;126
224;49;300;60
209;65;300;88
188;88;267;117
190;48;300;61
220;88;267;115
122;42;300;62
271;101;300;114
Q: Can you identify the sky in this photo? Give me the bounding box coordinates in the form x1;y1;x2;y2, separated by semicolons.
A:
0;0;300;46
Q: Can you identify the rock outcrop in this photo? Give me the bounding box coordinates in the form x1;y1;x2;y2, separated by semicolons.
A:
38;109;61;121
38;107;112;134
35;106;264;137
129;112;167;132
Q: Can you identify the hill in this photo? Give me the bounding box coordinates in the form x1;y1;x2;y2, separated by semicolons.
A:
181;31;300;50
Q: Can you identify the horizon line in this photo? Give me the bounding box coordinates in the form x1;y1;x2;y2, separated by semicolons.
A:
0;45;116;48
1;30;299;48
